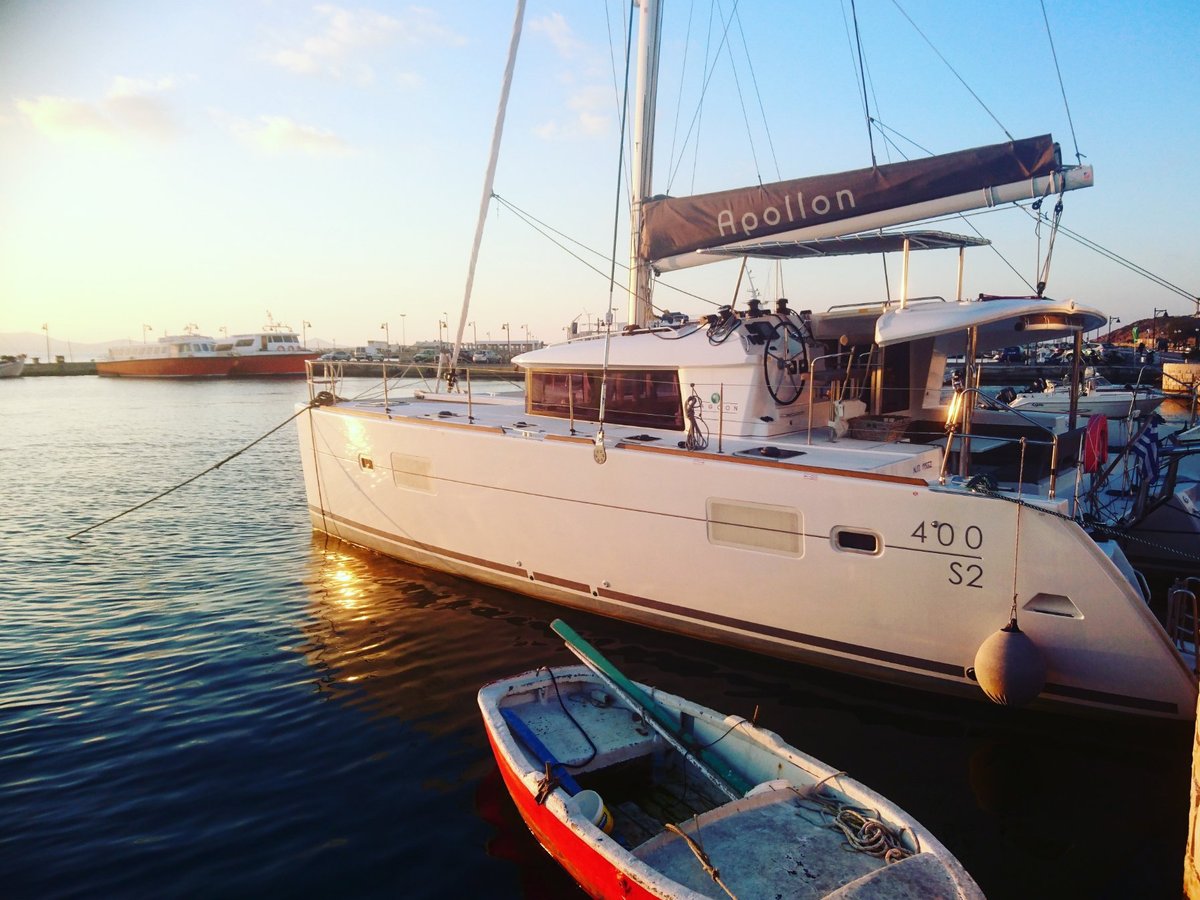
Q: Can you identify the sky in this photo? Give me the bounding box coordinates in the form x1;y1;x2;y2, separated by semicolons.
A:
1;0;1198;356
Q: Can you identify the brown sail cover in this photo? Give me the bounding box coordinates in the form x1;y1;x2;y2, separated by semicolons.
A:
640;135;1060;263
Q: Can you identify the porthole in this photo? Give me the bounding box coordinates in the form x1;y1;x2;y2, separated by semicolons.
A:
832;527;880;556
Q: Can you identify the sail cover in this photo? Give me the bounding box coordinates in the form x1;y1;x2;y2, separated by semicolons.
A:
641;135;1066;267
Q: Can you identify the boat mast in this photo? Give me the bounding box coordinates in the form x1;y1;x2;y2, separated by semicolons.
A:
627;0;661;328
441;0;526;384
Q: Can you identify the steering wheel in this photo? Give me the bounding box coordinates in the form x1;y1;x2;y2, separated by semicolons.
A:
762;321;808;406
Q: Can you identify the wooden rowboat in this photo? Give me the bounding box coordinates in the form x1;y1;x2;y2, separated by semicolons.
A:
478;620;984;899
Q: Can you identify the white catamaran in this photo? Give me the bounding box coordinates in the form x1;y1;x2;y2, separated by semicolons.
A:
297;1;1197;720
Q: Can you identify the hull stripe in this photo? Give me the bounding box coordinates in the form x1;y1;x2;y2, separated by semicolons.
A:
310;505;1177;715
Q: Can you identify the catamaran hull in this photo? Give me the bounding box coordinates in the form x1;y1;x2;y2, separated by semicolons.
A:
298;405;1196;720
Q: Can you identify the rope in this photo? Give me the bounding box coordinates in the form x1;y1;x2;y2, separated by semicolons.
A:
67;399;321;539
831;808;913;863
663;822;739;900
684;386;709;451
792;784;913;864
1010;438;1027;622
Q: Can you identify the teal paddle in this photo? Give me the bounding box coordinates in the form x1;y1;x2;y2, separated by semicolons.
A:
551;619;752;799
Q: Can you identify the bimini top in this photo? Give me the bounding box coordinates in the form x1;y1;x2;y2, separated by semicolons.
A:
874;295;1106;353
696;230;989;260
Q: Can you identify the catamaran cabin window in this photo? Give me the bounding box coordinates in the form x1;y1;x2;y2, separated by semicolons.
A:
527;369;683;430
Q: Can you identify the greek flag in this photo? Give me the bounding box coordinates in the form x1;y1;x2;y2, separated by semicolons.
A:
1130;425;1160;482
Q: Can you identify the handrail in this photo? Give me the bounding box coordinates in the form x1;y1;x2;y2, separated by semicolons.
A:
805;349;874;445
824;294;947;313
940;388;1062;497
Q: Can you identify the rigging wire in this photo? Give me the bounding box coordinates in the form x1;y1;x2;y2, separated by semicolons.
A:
728;0;782;182
1040;0;1083;164
665;0;741;194
491;192;723;309
595;1;640;463
889;0;1013;141
604;0;635;214
665;0;697;189
868;117;932;157
846;0;893;300
849;0;877;165
1018;207;1200;304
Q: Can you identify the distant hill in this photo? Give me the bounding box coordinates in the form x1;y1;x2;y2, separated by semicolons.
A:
0;332;131;362
1106;316;1199;349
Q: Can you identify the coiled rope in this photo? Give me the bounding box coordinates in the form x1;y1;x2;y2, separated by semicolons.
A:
67;397;325;539
792;782;913;864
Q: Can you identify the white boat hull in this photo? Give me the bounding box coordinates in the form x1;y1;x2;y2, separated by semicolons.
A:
298;399;1197;720
1009;391;1163;418
0;357;26;378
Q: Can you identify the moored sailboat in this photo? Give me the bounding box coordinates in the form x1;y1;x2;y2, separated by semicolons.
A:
296;1;1197;720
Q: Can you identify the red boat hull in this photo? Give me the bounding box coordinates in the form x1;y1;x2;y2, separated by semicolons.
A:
229;352;319;377
95;357;237;378
486;731;657;900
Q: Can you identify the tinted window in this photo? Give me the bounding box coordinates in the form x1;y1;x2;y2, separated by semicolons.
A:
528;369;683;430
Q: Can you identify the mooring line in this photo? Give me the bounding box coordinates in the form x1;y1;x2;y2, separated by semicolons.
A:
68;400;317;540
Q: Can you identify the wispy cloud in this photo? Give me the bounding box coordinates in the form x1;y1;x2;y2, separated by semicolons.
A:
529;12;584;59
535;85;611;140
16;76;180;142
528;14;613;142
265;4;464;84
214;111;354;157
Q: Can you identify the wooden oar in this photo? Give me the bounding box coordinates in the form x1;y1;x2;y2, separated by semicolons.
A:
551;619;751;799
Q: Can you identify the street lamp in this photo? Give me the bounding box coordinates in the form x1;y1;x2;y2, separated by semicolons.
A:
143;324;153;344
522;324;530;346
1107;316;1121;342
1152;308;1168;345
41;323;49;361
502;322;510;357
470;321;477;347
399;313;406;350
381;321;390;352
302;320;312;347
439;314;448;354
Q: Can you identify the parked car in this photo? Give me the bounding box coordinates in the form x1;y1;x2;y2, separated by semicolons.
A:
412;349;437;363
997;346;1025;363
472;350;500;364
320;350;350;361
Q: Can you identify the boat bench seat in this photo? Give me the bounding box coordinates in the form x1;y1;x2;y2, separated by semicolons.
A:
506;695;658;771
633;786;892;898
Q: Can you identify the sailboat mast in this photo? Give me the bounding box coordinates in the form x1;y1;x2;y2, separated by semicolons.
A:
627;0;661;328
441;0;526;384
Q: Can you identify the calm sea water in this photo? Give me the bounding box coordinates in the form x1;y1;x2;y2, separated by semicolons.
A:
0;375;1193;899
